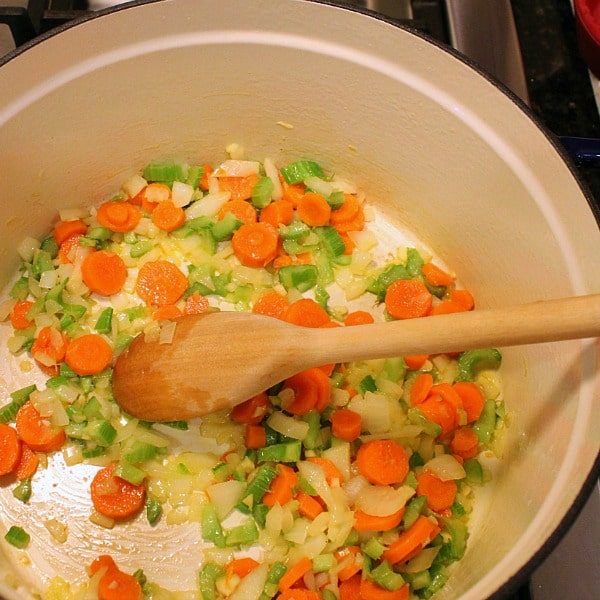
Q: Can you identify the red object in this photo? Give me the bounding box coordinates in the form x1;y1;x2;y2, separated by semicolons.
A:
575;0;600;78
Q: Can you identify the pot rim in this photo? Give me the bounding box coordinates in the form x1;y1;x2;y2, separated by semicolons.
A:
0;1;598;598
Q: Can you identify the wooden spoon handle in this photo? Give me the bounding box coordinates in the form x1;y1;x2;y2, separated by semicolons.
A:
303;294;600;367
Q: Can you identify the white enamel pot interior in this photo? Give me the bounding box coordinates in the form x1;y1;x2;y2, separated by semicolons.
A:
0;0;598;598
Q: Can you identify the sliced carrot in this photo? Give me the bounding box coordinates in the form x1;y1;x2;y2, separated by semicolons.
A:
429;289;475;316
429;383;463;412
416;471;457;512
183;292;210;315
331;409;362;442
296;491;324;520
409;372;434;406
97;562;142;600
330;194;360;226
296;192;331;227
335;545;362;581
281;181;306;207
283;368;331;415
96;201;141;233
231;222;279;268
244;424;266;449
339;231;356;255
90;463;146;520
334;210;365;233
450;427;480;459
360;579;410;600
199;164;214;191
453;381;485;423
142;182;171;204
15;444;39;481
81;250;128;296
58;233;83;264
152;200;186;232
218;199;257;224
152;304;183;321
15;401;66;453
30;326;68;376
284;298;330;328
452;289;475;310
89;554;117;576
418;396;457;437
356;439;409;486
231;392;270;425
421;262;455;287
343;311;374;326
53;219;88;246
403;354;429;370
278;556;313;593
263;464;299;507
218;173;260;202
65;334;113;376
279;589;321;600
306;457;343;486
382;514;440;564
385;279;432;320
354;506;405;532
339;572;362;600
0;424;22;476
135;260;188;306
252;290;289;320
259;199;295;228
9;300;34;330
226;557;260;579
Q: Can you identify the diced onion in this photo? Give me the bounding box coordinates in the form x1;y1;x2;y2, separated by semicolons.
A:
267;411;310;440
159;320;177;345
343;474;370;505
122;174;147;198
424;454;466;481
226;143;245;160
171;181;194;208
58;207;88;222
228;563;269;600
89;511;115;529
206;480;245;520
185;191;231;218
399;546;441;574
214;160;260;177
354;484;415;517
17;236;40;262
44;519;68;544
303;176;334;197
0;299;15;322
263;157;283;201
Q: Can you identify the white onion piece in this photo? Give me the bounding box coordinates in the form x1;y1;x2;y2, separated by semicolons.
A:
159;320;177;345
354;484;415;517
264;157;283;200
122;173;147;198
185;191;230;218
171;181;194;207
214;160;260;177
58;207;88;222
400;546;441;574
343;474;370;504
0;298;15;322
424;454;466;481
304;176;334;197
228;563;269;600
17;236;40;262
267;411;310;440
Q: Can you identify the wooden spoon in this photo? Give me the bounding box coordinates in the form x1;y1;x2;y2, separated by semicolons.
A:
112;294;600;421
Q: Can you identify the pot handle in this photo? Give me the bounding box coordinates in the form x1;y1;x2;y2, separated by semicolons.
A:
560;136;600;167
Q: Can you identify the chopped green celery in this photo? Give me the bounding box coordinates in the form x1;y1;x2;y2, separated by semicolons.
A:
133;569;147;589
321;591;337;600
124;305;147;321
403;495;428;529
421;563;448;598
302;410;322;450
472;399;497;444
463;458;484;484
327;190;345;209
161;420;189;431
115;461;146;486
424;280;447;299
146;496;163;525
236;464;278;512
358;375;377;395
211;270;231;297
40;236;59;259
58;315;75;332
253;503;269;528
124;441;159;463
94;307;113;334
185;281;214;299
332;254;352;267
82;445;106;459
256;440;302;463
12;479;32;503
367;263;411;300
130;241;153;258
407;407;443;438
86;226;113;241
232;284;253;304
4;525;30;549
10;277;29;301
251;176;274;208
280;160;324;184
262;424;279;446
88;420;117;446
282;238;316;256
115;332;134;352
201;503;226;548
213;462;235;483
177;462;190;475
405;471;418;489
27;295;45;320
62;303;87;320
31;249;54;278
380;357;406;382
80;376;94;394
298;476;318;496
225;519;259;547
186;165;203;188
455;348;502;382
370;560;405;591
78;236;99;248
406;248;424;277
314;250;334;287
198;562;225;600
451;499;467;517
45;279;68;305
262;562;287;598
211;212;242;241
0;384;37;424
313;285;330;310
279;220;310;240
362;536;386;560
405;569;432;591
312;553;335;573
344;529;360;547
187;215;214;231
409;451;425;469
315;226;345;257
278;264;318;292
143;161;186;184
439;518;468;562
47;374;70;389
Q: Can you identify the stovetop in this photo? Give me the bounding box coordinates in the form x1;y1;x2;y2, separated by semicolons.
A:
0;2;598;599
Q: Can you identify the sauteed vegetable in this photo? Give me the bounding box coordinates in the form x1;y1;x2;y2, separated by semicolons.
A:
0;148;505;599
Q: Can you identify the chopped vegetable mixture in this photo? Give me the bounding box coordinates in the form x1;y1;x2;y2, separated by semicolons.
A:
0;147;505;599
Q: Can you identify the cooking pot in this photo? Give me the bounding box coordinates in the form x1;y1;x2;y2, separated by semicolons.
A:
0;1;598;598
